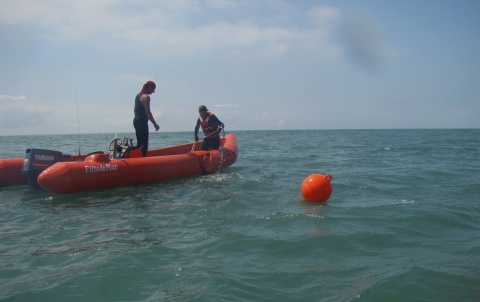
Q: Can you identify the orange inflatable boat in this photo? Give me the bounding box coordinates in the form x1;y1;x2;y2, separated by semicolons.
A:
37;133;238;194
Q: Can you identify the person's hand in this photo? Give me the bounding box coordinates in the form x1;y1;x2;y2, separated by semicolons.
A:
195;135;199;142
154;123;160;131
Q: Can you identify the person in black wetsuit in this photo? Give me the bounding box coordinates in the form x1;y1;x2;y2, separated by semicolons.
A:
133;81;160;157
194;105;224;150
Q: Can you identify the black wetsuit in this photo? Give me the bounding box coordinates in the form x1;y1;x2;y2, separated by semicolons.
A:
133;93;149;156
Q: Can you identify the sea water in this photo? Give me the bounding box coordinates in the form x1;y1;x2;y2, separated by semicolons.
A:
0;129;479;301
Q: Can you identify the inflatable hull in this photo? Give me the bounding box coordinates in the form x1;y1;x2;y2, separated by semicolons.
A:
37;134;238;194
0;154;89;187
0;158;27;187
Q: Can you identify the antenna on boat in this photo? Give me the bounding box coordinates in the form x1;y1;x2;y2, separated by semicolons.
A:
76;88;81;160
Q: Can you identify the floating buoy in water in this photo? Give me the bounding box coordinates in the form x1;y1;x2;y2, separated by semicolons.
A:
301;174;333;203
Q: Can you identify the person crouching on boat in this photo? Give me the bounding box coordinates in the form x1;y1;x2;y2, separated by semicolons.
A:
133;81;160;157
194;105;224;150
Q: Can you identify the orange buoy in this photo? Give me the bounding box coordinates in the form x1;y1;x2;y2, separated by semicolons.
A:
301;174;333;203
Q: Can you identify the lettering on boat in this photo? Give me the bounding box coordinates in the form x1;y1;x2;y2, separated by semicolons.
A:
84;164;119;173
34;155;55;161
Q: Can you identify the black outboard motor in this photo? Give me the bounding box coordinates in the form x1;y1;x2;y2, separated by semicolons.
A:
21;149;64;188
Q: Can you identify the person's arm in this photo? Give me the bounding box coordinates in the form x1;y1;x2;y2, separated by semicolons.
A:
194;119;200;141
211;115;224;130
141;94;159;131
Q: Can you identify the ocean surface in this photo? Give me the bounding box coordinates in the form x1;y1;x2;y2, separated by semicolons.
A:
0;129;479;301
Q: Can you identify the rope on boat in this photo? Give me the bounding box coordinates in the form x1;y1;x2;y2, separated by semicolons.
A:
219;128;225;170
190;128;226;174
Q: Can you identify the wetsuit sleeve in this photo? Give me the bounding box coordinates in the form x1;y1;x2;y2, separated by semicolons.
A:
211;115;224;127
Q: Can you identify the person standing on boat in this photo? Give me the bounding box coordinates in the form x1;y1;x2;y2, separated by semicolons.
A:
194;105;224;150
133;81;160;157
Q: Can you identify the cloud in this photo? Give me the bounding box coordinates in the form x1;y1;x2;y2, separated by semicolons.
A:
214;104;239;108
253;109;290;128
0;97;131;135
0;0;342;59
118;22;317;58
205;0;237;10
117;74;155;84
0;101;49;132
307;5;342;28
0;95;28;101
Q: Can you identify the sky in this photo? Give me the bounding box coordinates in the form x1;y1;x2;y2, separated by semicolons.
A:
1;0;479;135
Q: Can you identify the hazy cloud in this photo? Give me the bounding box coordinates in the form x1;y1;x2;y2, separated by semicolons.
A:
214;104;239;108
0;95;28;101
117;74;155;84
0;0;341;59
205;0;237;10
